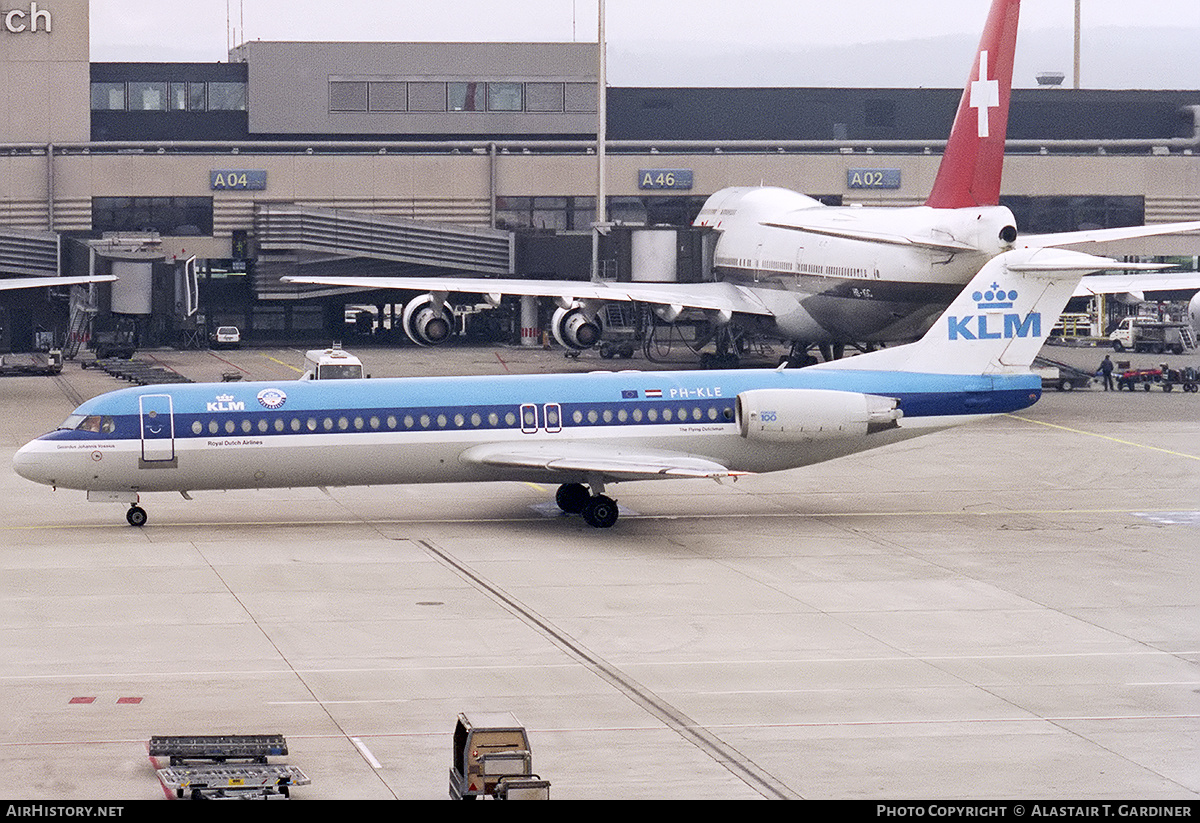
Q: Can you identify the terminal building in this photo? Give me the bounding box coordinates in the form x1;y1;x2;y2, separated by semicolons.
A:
2;0;1199;353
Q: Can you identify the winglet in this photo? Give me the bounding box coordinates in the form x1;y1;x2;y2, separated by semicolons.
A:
925;0;1021;209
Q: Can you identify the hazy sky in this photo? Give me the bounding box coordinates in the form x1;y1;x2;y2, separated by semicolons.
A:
88;1;1200;88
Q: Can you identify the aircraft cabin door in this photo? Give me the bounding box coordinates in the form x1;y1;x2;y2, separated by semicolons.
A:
139;393;177;466
520;403;539;434
518;403;563;434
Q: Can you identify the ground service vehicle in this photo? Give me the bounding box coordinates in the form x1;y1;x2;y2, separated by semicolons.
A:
1032;355;1094;391
1158;364;1199;393
301;345;364;380
449;712;547;800
1109;317;1193;354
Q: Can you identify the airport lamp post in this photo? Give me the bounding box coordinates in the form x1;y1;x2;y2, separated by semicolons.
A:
592;0;608;282
1080;0;1089;89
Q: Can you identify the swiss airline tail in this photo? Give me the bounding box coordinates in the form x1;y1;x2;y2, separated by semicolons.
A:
925;0;1021;209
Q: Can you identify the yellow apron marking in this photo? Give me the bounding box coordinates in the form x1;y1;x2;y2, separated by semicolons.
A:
264;354;304;374
1008;414;1200;462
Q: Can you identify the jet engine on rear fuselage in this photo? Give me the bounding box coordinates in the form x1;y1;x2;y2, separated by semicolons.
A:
736;388;901;442
402;294;453;346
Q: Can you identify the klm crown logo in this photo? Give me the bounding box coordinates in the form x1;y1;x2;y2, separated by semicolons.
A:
973;284;1017;309
947;282;1040;341
207;393;246;412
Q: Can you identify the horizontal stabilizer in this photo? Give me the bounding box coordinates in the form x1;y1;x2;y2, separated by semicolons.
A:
1020;220;1200;250
1074;271;1200;297
761;222;978;253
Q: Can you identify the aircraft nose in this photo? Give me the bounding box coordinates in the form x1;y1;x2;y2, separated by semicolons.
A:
12;440;51;485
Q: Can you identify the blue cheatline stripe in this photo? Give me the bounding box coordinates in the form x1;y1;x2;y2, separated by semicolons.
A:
48;368;1041;444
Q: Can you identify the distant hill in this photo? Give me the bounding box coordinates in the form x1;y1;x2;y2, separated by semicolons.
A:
608;27;1200;90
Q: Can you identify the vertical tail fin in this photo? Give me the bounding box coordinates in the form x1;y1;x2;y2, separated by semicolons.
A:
817;248;1153;375
925;0;1021;209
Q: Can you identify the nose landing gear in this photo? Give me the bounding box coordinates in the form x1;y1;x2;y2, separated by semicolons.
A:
126;504;148;527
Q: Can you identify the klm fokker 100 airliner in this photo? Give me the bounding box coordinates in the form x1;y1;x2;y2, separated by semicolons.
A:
13;248;1150;528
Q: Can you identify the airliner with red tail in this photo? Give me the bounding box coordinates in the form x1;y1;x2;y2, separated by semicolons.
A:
283;0;1200;362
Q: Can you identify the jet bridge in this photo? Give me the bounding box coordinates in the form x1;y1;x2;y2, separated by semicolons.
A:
253;204;514;299
0;226;59;278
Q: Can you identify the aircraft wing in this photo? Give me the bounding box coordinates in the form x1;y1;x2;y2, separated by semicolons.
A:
1074;271;1200;297
1019;220;1200;249
460;441;748;482
280;275;777;317
0;275;117;291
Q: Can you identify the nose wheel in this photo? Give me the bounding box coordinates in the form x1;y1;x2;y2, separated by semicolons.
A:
126;505;148;527
555;483;619;528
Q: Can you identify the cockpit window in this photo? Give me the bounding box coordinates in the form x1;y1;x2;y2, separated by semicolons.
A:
57;414;114;434
58;414;86;431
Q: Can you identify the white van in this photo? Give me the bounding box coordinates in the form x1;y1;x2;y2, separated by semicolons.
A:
301;345;364;380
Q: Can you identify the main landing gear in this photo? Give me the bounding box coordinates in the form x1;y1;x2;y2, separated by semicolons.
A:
126;504;148;527
555;482;619;528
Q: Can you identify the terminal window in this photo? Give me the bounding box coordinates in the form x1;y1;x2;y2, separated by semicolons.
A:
448;82;486;112
1001;195;1144;234
369;82;407;112
208;82;248;111
487;83;523;112
170;83;188;111
564;83;597;113
526;83;565;113
128;82;168;111
329;81;368;112
496;196;595;231
324;80;591;115
90;82;125;111
166;82;208;112
408;82;446;112
92;197;214;236
90;81;245;112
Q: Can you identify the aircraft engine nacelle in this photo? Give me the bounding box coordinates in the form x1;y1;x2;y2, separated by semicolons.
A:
551;305;602;350
736;388;901;442
402;294;453;346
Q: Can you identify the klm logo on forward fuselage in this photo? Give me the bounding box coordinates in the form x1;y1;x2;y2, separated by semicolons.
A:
207;394;245;412
947;282;1040;341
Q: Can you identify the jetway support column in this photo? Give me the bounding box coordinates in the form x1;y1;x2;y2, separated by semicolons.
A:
521;295;538;347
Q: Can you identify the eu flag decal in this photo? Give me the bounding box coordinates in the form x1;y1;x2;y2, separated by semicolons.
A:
621;390;638;399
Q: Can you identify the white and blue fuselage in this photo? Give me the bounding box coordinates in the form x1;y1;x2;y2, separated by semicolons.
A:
16;244;1125;527
14;366;1039;496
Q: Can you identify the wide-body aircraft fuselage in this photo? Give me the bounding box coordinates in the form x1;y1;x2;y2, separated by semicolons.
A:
696;186;1018;342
